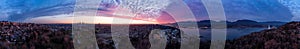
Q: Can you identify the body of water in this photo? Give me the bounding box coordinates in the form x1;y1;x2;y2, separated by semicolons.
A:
180;28;267;40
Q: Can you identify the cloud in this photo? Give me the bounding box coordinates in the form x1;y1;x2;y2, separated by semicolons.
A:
184;0;294;22
0;0;122;22
0;0;297;22
278;0;300;21
5;0;75;21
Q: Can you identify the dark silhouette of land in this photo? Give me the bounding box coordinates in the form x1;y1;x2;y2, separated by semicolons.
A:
0;21;180;49
1;21;299;49
225;22;300;49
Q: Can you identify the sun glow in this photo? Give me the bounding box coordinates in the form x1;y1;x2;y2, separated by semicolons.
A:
94;16;158;24
26;14;158;24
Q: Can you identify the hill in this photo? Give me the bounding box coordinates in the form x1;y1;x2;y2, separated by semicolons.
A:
226;22;300;49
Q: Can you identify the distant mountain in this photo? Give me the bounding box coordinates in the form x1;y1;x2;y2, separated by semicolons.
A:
260;21;287;26
233;20;258;24
236;20;257;23
198;20;216;23
226;22;300;49
171;20;287;28
228;20;259;27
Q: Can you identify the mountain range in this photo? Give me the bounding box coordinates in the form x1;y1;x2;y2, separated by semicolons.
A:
170;20;287;28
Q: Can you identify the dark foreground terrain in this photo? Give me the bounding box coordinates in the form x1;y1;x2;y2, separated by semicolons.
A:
226;22;300;49
1;21;300;49
0;21;181;49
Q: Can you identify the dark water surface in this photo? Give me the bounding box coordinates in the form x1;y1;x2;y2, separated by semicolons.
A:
180;28;266;40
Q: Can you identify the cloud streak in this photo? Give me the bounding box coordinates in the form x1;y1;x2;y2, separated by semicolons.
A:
0;0;75;21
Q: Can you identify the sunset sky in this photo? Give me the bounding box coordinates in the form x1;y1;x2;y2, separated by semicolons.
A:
0;0;299;24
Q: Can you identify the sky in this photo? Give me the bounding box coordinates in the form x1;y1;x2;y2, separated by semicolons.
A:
0;0;299;24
